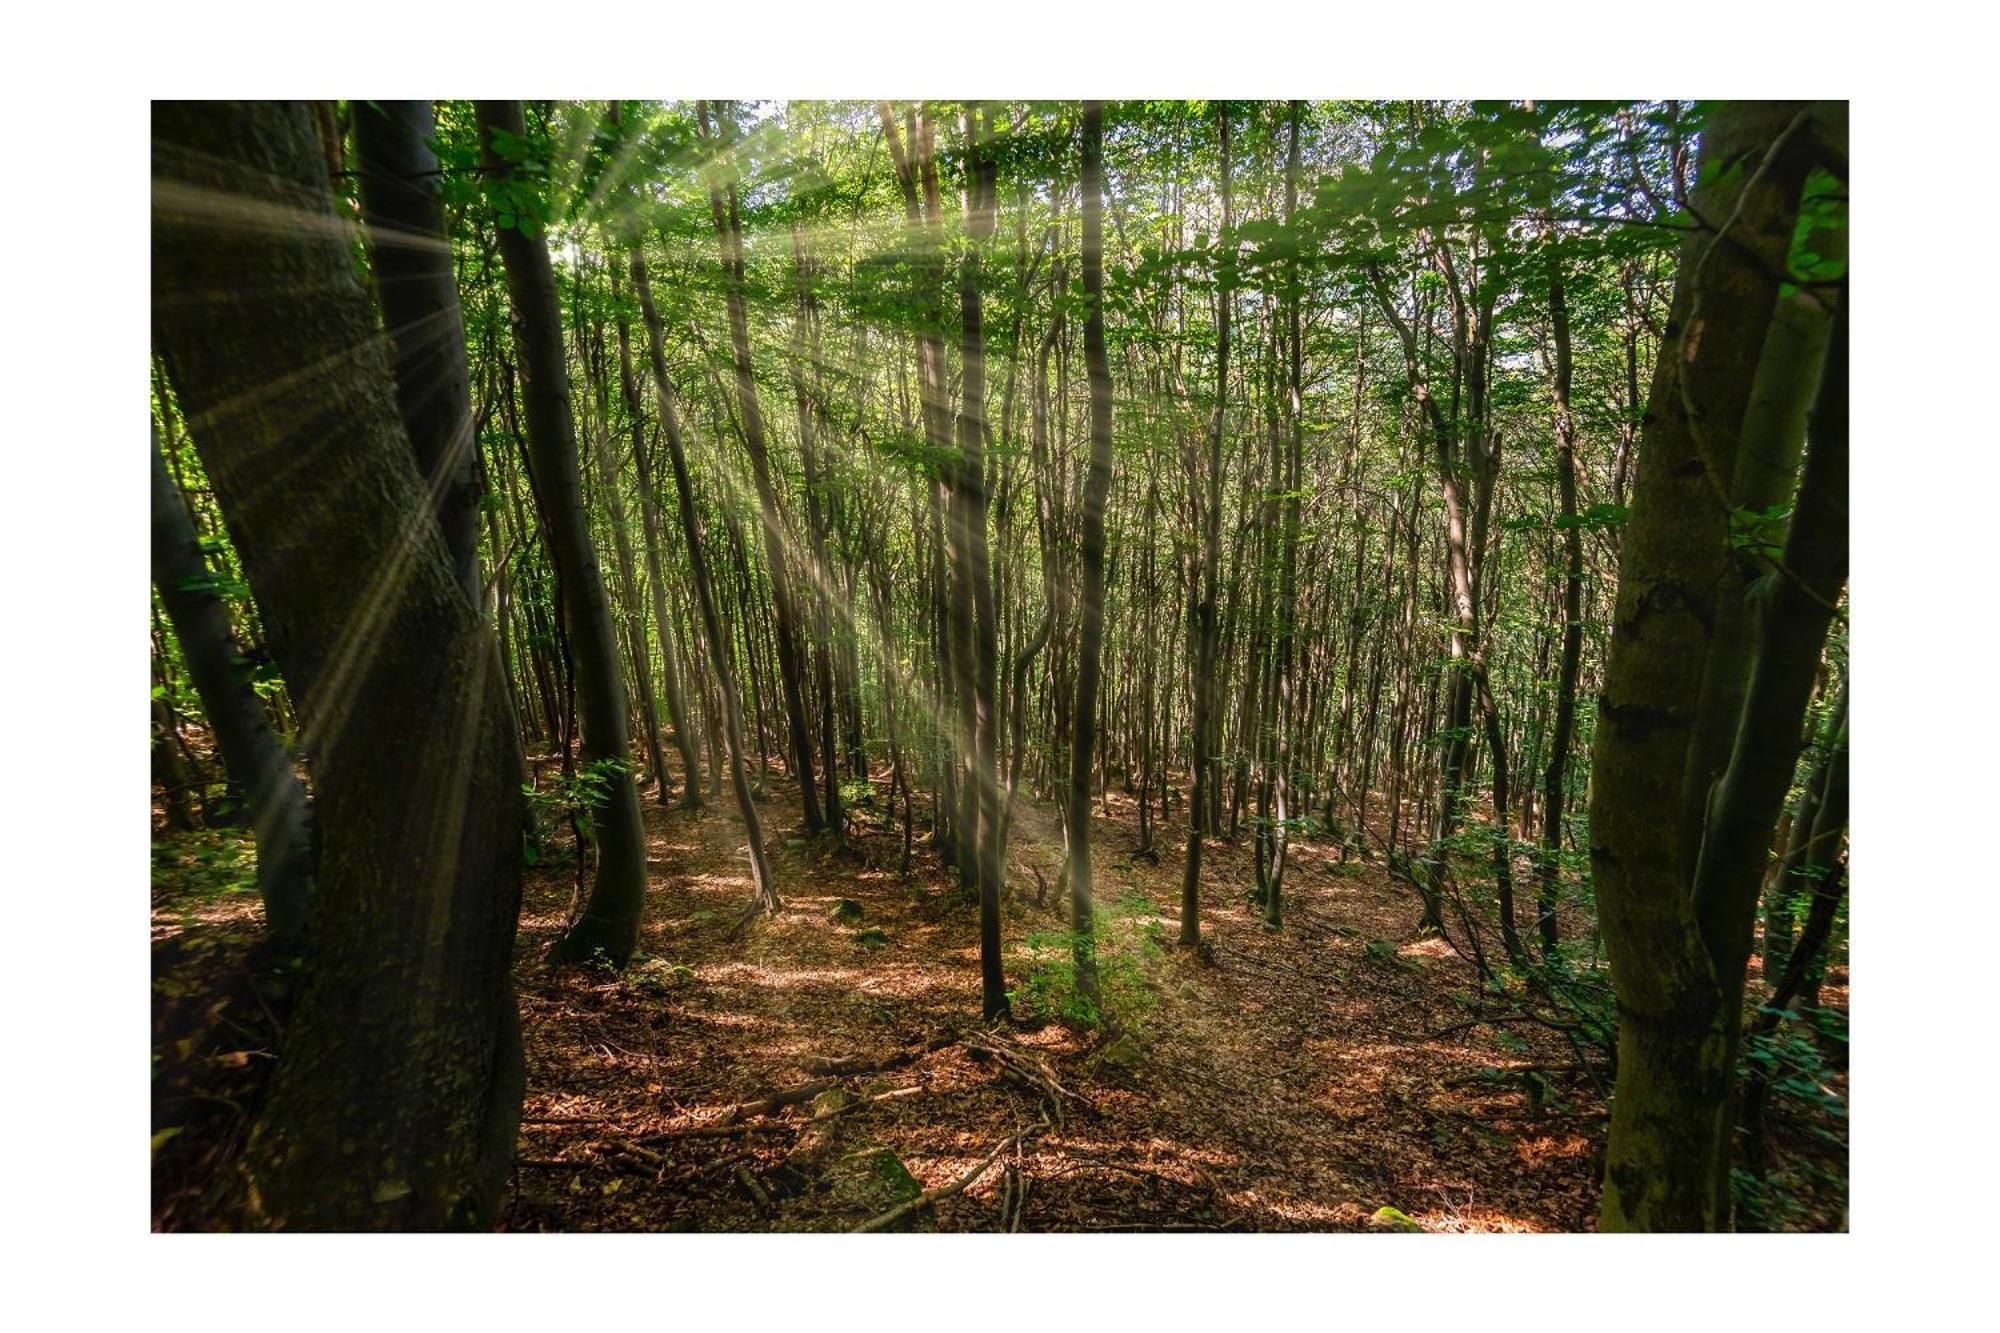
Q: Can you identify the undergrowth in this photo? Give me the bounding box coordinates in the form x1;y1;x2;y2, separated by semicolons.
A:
1012;889;1167;1031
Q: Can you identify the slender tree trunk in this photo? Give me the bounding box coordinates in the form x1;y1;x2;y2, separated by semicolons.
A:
149;430;314;945
1537;241;1583;955
790;225;847;834
1066;100;1117;1013
1265;101;1305;929
631;248;783;911
697;100;824;835
956;104;1009;1019
617;297;706;803
1179;101;1230;951
587;332;672;805
478;100;648;967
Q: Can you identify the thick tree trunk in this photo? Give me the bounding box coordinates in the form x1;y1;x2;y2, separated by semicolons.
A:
478;100;648;968
153;100;525;1229
1587;101;1832;1232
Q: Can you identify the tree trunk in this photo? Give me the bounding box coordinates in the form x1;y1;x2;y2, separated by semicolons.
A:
1179;101;1230;951
149;429;314;945
630;248;783;912
352;99;482;605
478;100;649;968
616;296;706;803
697;100;824;836
153;99;525;1229
1587;101;1834;1231
1265;101;1305;929
1537;239;1582;956
1067;100;1116;1013
957;104;1010;1020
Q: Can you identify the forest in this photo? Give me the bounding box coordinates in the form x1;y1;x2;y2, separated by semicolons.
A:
147;97;1849;1234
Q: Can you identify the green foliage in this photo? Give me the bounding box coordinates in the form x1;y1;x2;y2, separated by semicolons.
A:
521;757;630;864
1012;891;1166;1031
1742;1016;1847;1130
152;829;258;904
628;956;697;997
481;124;555;238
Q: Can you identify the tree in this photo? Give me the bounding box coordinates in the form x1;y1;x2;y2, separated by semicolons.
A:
957;102;1010;1020
479;99;649;968
1065;99;1115;1014
1586;100;1845;1231
149;427;313;946
615;281;706;804
631;244;784;913
1535;230;1582;955
153;99;526;1229
353;99;483;606
697;99;825;836
1179;100;1231;952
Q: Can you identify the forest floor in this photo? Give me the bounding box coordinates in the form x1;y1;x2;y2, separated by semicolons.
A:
151;764;1845;1232
495;770;1604;1232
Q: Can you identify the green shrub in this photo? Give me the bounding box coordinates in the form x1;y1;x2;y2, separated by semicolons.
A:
521;757;630;865
1012;891;1166;1031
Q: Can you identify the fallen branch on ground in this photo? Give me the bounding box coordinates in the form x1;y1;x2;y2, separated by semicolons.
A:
795;1030;961;1077
962;1031;1097;1122
634;1081;925;1145
850;1119;1049;1233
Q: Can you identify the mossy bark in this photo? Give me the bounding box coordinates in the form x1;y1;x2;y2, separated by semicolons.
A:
1587;101;1842;1232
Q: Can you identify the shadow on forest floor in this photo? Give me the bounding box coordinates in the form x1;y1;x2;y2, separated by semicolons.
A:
498;771;1606;1232
149;761;1853;1231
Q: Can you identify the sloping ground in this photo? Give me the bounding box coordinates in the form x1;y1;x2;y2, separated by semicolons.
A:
153;766;1845;1232
502;776;1604;1232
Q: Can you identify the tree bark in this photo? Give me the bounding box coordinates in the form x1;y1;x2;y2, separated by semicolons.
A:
153;99;525;1229
1587;101;1831;1232
1536;238;1582;956
352;99;482;605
